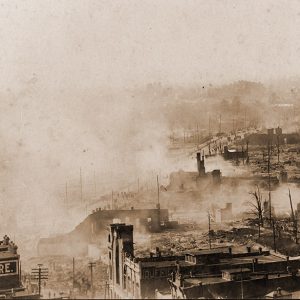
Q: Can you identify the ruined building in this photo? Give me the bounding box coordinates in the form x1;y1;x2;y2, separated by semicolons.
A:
107;223;184;299
246;127;300;145
214;203;233;223
223;145;248;161
108;223;300;299
38;207;169;257
168;152;221;191
196;152;205;176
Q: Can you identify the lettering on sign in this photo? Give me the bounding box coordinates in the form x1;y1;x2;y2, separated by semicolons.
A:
0;260;18;276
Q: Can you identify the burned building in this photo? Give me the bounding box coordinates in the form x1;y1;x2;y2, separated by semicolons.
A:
246;127;300;145
107;223;184;299
108;223;300;299
223;145;248;161
214;203;233;223
38;207;169;257
168;152;221;191
196;152;205;176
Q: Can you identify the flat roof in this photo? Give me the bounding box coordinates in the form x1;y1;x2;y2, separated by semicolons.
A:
139;260;177;268
184;273;298;286
220;254;285;265
221;268;251;274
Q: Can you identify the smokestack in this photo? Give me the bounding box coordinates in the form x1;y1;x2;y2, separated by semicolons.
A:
197;152;205;176
197;152;201;173
155;247;161;257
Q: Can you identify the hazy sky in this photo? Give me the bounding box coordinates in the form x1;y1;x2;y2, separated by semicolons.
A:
2;0;300;237
1;0;300;91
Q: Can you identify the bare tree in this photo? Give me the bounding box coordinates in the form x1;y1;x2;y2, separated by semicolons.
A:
247;186;264;237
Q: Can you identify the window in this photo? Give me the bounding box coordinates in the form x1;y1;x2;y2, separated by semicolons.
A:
108;234;111;242
144;270;150;278
109;252;112;260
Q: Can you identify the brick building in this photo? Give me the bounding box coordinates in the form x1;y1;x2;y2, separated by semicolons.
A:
107;223;184;299
168;248;300;299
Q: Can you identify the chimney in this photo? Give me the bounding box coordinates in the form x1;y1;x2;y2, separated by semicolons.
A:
246;246;251;253
197;153;206;176
228;247;232;255
155;247;161;257
259;247;262;254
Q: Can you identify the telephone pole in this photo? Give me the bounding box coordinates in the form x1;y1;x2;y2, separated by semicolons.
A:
240;266;244;299
80;167;83;203
156;175;160;207
88;262;96;293
267;140;272;223
31;264;48;297
72;258;75;290
208;211;212;249
65;182;68;207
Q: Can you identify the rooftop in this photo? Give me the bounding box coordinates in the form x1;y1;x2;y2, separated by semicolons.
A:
0;235;18;259
221;268;251;274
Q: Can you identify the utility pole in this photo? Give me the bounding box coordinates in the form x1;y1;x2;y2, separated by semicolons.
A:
267;140;272;223
80;167;83;203
246;140;249;164
272;219;277;252
111;190;113;210
219;114;222;134
242;146;245;165
240;266;244;299
88;262;96;294
289;189;298;244
72;258;75;290
208;211;212;249
65;182;68;208
197;123;200;144
31;264;48;297
156;175;160;207
277;133;280;163
94;170;97;197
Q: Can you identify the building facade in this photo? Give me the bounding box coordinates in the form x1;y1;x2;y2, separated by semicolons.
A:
107;223;184;299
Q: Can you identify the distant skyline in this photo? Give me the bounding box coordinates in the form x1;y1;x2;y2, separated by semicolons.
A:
1;0;300;92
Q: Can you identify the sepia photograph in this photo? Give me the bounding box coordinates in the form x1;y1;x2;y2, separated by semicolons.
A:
2;0;300;299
